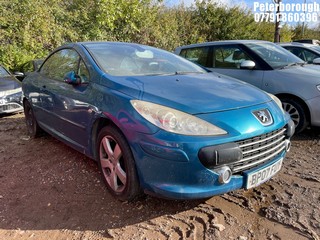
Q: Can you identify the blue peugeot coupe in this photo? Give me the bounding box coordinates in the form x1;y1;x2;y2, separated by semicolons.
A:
22;42;294;201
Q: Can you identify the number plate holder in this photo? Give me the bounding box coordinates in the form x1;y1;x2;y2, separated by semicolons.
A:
245;158;283;189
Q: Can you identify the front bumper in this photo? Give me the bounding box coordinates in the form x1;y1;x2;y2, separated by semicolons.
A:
133;132;290;200
0;102;23;114
129;107;293;200
142;153;286;200
0;91;23;114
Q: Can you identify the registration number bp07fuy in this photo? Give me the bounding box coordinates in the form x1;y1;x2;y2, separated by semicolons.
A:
246;158;283;189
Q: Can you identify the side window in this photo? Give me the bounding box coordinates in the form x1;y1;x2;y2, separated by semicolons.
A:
214;46;252;69
41;49;79;81
302;49;319;63
78;59;89;83
285;47;306;61
179;49;187;58
183;47;210;67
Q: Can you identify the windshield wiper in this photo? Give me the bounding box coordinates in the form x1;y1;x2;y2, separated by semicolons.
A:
298;62;308;66
143;73;175;76
141;71;204;76
279;62;305;69
175;71;204;75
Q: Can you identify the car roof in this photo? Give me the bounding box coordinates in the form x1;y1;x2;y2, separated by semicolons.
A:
278;42;315;47
293;39;320;45
176;40;271;49
57;41;151;51
50;41;149;55
79;41;145;47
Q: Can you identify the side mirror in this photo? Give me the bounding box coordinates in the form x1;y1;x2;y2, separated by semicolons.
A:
312;58;320;65
13;71;25;82
13;71;25;77
240;60;256;70
64;71;81;85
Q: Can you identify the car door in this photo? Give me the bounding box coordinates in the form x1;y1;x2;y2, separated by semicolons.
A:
38;48;95;151
209;45;265;89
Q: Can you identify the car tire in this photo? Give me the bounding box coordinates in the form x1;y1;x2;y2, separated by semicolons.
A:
23;100;42;138
281;98;307;133
96;126;141;201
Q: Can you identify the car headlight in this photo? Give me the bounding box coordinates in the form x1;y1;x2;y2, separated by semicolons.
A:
317;85;320;92
0;88;22;104
0;87;22;98
131;100;227;136
6;92;22;102
267;93;283;112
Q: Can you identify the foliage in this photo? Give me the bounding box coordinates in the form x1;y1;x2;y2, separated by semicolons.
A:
0;0;73;69
292;23;320;41
0;0;318;70
193;1;259;41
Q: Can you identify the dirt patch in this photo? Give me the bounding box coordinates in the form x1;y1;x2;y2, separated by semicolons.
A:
0;113;319;240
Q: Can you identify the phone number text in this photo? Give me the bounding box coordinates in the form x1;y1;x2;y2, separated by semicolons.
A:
254;12;318;23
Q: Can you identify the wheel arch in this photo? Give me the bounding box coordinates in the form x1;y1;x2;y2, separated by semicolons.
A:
275;93;311;124
91;116;143;200
91;117;111;161
22;97;29;106
91;116;128;161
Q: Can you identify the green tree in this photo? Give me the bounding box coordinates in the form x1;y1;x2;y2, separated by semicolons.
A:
292;23;320;40
2;0;314;71
192;1;260;42
0;0;75;69
63;0;156;42
254;22;293;42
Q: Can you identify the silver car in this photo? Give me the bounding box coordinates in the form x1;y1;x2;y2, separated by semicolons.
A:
278;42;320;64
175;40;320;133
0;65;23;115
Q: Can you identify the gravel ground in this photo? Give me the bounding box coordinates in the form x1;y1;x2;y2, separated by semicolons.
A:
0;113;319;240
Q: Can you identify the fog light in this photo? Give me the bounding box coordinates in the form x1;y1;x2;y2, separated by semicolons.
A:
215;166;232;184
285;139;291;152
286;119;295;137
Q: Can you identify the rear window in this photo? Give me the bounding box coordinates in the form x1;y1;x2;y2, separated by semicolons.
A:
179;47;210;67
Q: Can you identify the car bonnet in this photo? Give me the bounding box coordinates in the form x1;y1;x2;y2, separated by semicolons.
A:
0;76;21;92
275;64;320;87
106;73;271;115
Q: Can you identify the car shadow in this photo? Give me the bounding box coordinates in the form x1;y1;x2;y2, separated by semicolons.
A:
292;126;320;140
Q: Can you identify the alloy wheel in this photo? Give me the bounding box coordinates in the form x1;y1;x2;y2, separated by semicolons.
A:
282;102;300;127
99;135;126;193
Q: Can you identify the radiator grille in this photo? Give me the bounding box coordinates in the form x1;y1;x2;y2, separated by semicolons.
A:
0;103;23;113
231;127;286;173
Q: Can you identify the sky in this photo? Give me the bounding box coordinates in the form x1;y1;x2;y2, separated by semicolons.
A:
165;0;320;27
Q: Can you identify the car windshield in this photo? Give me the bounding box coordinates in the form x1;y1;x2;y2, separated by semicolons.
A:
0;66;11;77
246;42;304;69
85;43;206;76
310;45;320;53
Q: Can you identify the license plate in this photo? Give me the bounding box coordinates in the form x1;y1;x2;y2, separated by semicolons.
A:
246;158;283;189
